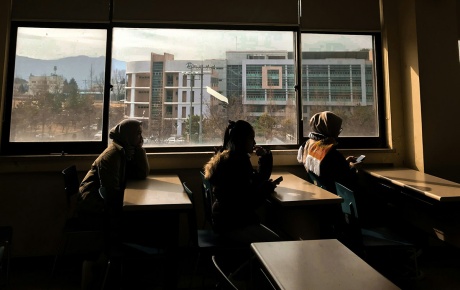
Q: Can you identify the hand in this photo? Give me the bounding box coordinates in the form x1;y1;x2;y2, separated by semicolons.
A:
346;156;357;163
254;146;269;156
125;145;136;160
346;156;363;170
263;179;277;192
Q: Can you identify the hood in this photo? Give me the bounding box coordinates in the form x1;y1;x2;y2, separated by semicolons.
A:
310;111;342;139
109;119;142;148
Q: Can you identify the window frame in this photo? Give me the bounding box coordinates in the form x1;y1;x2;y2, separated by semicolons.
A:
298;31;386;149
1;22;386;155
1;22;112;155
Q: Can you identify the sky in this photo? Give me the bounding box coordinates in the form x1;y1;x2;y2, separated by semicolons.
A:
16;27;373;62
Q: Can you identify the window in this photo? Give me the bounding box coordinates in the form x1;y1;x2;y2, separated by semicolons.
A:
2;24;384;154
300;33;384;147
2;25;109;154
111;28;297;147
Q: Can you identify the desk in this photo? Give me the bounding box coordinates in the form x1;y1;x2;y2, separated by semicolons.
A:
267;171;342;240
123;174;192;211
365;167;460;203
362;167;460;247
251;239;399;290
122;173;192;248
122;174;191;288
271;171;342;206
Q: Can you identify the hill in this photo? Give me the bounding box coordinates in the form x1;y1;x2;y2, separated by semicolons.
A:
14;55;126;89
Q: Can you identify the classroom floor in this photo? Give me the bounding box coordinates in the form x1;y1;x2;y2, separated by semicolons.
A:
2;240;460;290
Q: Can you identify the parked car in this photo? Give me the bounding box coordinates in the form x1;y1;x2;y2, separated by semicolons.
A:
35;133;54;139
164;136;186;144
93;131;102;139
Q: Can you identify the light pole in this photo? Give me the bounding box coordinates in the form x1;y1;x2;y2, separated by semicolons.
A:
186;62;217;143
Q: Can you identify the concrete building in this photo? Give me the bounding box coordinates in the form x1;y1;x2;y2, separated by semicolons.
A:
125;53;225;140
126;50;374;141
28;74;64;95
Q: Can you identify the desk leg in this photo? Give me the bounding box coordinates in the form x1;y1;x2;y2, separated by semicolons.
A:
250;255;277;290
122;211;181;289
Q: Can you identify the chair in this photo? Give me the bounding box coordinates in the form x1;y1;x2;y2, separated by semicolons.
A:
307;171;324;189
99;183;164;289
308;171;337;194
334;182;421;279
212;255;239;290
52;165;103;277
0;226;12;287
199;171;214;228
182;182;247;288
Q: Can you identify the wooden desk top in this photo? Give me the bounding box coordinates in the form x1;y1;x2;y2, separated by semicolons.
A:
270;171;342;206
251;239;399;290
365;167;460;202
123;174;192;211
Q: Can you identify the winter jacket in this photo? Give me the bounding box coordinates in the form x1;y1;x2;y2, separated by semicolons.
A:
298;138;356;194
77;142;149;216
203;149;273;233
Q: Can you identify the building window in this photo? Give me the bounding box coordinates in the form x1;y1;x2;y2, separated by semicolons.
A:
262;66;282;89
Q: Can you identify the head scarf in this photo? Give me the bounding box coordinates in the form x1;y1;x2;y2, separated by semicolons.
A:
309;111;342;139
109;119;142;148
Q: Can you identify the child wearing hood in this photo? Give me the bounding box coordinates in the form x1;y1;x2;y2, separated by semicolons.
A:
76;119;149;289
77;119;150;228
297;111;359;194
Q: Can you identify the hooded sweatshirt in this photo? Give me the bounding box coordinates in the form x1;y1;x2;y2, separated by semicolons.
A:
297;111;356;193
77;119;150;215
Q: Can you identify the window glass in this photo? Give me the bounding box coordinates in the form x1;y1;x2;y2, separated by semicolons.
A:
10;27;107;142
301;34;378;138
4;27;384;154
111;28;297;147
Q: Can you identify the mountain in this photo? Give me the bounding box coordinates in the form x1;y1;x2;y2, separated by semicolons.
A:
14;55;126;89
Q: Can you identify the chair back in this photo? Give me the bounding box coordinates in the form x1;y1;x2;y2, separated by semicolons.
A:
62;165;80;204
212;255;239;290
335;182;359;219
308;171;324;189
200;171;214;227
334;182;363;252
99;186;124;255
182;182;199;246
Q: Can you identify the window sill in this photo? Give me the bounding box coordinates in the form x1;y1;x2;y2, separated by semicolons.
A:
0;148;397;173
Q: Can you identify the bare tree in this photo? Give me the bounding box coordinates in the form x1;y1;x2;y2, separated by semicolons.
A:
111;69;126;101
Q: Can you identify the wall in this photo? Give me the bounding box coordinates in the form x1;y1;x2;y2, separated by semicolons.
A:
3;0;460;256
381;0;460;181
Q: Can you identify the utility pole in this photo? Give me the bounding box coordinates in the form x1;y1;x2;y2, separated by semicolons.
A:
185;62;217;143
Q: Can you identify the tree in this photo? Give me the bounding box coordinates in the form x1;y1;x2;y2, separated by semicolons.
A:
182;115;200;143
333;105;377;136
10;97;39;141
257;112;276;141
202;95;246;143
111;69;126;101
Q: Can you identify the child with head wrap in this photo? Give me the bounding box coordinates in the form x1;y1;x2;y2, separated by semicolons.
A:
297;111;359;194
77;119;150;228
77;119;150;289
